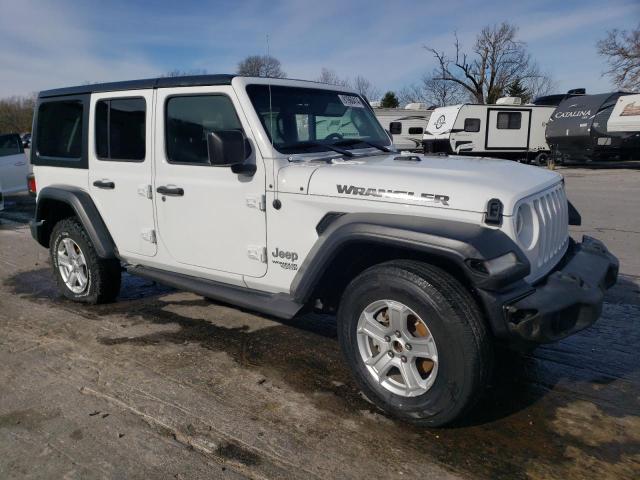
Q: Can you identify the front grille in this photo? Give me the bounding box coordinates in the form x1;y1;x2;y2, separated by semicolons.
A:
532;184;569;268
522;183;569;280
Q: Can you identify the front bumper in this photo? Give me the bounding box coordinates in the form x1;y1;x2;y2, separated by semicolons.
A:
492;236;618;343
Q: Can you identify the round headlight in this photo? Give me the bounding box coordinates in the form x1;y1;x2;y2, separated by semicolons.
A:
515;204;535;250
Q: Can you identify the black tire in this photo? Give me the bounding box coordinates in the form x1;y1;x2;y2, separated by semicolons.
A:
533;152;548;166
337;260;492;427
50;217;121;304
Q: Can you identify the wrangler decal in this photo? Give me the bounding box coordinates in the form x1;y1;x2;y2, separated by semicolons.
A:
336;184;450;206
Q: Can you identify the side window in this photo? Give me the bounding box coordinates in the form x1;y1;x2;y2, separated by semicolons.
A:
497;112;522;129
464;118;481;132
389;122;402;134
37;101;83;158
408;127;424;135
166;95;242;165
0;134;22;157
95;98;146;161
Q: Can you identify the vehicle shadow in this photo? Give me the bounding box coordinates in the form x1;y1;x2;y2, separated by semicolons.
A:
4;267;640;429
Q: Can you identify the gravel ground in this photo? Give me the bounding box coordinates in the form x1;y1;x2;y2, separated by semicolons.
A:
0;165;638;479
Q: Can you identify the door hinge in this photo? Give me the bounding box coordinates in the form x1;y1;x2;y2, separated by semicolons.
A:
138;184;153;199
247;245;267;263
141;228;157;244
246;194;266;211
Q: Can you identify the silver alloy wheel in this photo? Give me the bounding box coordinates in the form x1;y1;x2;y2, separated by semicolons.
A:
357;299;438;397
57;238;89;294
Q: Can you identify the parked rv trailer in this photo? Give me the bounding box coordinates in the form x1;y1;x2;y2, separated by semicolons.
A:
547;92;639;162
373;103;433;151
608;93;640;133
422;98;556;164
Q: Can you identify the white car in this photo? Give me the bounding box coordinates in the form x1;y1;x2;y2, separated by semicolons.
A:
0;133;29;194
28;75;618;426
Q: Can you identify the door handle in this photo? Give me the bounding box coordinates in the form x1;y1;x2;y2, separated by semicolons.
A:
14;161;26;166
93;180;115;189
156;185;184;196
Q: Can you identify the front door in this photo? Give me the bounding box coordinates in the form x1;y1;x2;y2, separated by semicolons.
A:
486;109;531;150
153;86;267;277
88;90;157;257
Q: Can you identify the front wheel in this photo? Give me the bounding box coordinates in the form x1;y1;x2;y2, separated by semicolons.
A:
337;260;492;426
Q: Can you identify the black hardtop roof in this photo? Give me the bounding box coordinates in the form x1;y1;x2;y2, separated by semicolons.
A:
39;74;237;98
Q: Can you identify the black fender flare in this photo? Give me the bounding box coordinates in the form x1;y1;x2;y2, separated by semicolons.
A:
291;212;530;304
32;186;117;259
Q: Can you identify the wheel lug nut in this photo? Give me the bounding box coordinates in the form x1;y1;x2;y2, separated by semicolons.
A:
395;330;401;338
405;343;412;351
387;351;394;358
401;356;407;363
384;335;391;342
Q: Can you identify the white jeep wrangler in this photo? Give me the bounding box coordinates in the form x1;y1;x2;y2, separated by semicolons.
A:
29;75;618;426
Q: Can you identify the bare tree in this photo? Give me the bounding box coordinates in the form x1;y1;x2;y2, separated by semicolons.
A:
237;55;286;78
425;23;553;104
161;69;208;77
597;24;640;91
352;75;380;100
316;68;351;87
0;94;36;133
527;74;556;102
399;69;466;107
316;69;380;101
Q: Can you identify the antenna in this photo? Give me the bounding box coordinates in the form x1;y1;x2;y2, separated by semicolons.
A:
266;33;278;203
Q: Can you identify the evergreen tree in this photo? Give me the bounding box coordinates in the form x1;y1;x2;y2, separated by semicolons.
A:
506;79;530;103
380;91;400;108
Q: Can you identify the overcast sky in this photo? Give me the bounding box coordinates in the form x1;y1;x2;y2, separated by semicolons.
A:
1;0;638;98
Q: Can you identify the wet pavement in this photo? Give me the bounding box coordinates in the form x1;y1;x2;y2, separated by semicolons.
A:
1;169;639;479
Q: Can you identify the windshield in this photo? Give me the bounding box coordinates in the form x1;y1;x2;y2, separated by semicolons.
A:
246;85;390;155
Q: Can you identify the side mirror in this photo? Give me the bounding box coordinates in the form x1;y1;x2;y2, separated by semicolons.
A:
207;130;256;176
207;130;245;166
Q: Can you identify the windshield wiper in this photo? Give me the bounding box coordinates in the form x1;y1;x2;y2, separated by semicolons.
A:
280;140;354;157
331;138;393;153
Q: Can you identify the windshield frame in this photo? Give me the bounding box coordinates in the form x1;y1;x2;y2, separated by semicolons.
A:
245;83;392;156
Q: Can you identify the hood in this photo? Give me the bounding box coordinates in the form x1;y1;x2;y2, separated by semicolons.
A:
289;154;561;215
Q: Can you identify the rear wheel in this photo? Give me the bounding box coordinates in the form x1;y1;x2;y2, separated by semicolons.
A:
50;217;121;304
337;260;492;426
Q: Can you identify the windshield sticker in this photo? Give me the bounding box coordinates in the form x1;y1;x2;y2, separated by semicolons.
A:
338;95;364;108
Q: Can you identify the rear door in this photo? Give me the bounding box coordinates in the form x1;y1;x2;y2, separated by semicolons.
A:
0;134;28;193
88;90;157;257
486;109;531;150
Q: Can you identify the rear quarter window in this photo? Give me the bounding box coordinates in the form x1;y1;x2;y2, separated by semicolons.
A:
37;101;83;158
32;95;88;168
